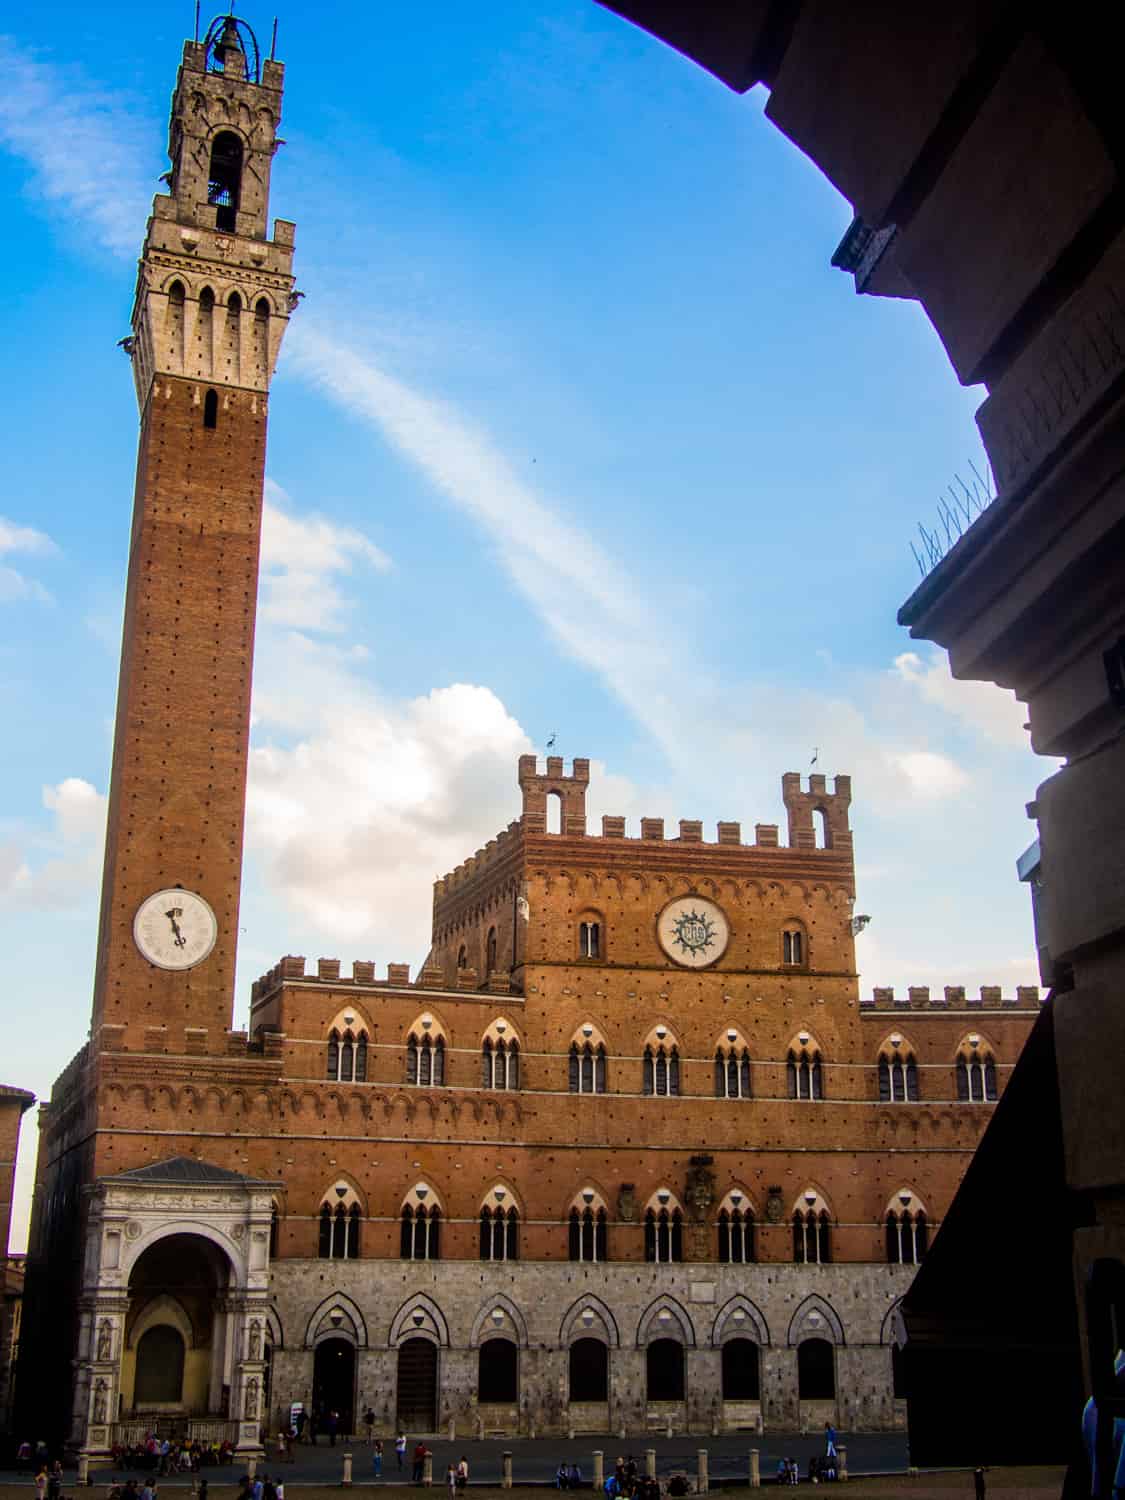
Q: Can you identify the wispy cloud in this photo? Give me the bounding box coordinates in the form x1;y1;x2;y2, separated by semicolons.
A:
261;479;392;634
0;36;154;258
0;513;57;603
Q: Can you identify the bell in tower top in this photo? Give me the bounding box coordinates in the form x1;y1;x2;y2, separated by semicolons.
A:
203;13;260;85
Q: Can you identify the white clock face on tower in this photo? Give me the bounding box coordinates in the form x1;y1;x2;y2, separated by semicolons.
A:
133;888;218;971
657;895;730;969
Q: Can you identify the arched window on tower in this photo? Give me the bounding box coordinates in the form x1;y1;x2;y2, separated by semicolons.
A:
643;1190;684;1263
400;1183;441;1260
208;130;243;231
885;1190;928;1266
569;1025;607;1094
956;1037;999;1102
878;1037;920;1102
203;388;219;429
717;1189;756;1263
568;1188;609;1263
578;914;603;960
792;1189;832;1264
715;1029;752;1099
787;1035;824;1100
486;927;498;976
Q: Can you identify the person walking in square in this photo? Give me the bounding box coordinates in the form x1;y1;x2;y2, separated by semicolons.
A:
396;1434;407;1472
372;1440;383;1480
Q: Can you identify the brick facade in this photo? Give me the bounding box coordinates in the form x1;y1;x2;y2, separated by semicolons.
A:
18;19;1041;1456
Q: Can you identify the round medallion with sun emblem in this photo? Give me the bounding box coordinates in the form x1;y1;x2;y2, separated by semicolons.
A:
656;895;730;969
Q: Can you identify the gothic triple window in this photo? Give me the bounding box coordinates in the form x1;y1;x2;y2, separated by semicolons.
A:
406;1026;446;1086
569;1026;607;1093
400;1184;441;1261
792;1191;832;1265
644;1191;684;1263
717;1190;755;1263
326;1027;368;1083
715;1030;752;1099
878;1040;919;1102
479;1188;519;1261
568;1189;609;1262
956;1040;998;1101
482;1022;520;1089
885;1191;928;1265
787;1037;824;1100
642;1031;681;1097
318;1184;361;1260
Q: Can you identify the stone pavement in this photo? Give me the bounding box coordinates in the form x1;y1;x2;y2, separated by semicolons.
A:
1;1432;910;1487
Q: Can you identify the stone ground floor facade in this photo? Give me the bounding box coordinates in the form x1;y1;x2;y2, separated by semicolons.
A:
267;1260;914;1439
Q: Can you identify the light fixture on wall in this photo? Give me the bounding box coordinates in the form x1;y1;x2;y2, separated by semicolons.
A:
496;1021;507;1034
798;1031;810;1046
344;1014;355;1027
582;1024;593;1037
727;1029;738;1043
421;1015;433;1030
655;1025;667;1040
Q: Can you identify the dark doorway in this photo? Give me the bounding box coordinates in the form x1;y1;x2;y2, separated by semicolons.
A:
397;1338;438;1431
646;1339;685;1401
135;1325;185;1405
721;1338;760;1400
797;1338;835;1400
569;1338;609;1402
477;1337;518;1403
312;1338;355;1436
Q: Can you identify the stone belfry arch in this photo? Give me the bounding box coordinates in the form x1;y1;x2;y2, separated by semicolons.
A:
93;12;296;1053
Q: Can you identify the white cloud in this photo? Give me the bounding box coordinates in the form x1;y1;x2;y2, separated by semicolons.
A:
0;777;106;910
0;37;153;259
260;480;391;634
893;650;1028;749
0;514;57;603
891;749;969;799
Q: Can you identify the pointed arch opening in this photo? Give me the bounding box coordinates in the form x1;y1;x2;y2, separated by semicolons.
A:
208;130;243;231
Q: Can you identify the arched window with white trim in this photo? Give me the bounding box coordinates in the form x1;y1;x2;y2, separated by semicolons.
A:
885;1189;928;1265
644;1189;684;1263
782;921;807;967
792;1188;832;1264
878;1035;919;1102
715;1028;752;1099
717;1188;756;1263
317;1182;362;1260
569;1024;607;1094
406;1016;446;1087
482;1019;520;1090
787;1033;824;1100
577;911;604;961
400;1183;442;1261
642;1025;680;1097
479;1186;519;1262
956;1035;998;1101
568;1187;609;1262
327;1024;369;1083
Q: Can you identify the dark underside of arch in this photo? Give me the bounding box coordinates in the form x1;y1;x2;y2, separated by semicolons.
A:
901;996;1089;1472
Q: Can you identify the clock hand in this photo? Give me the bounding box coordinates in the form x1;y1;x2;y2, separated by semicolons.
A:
164;908;188;948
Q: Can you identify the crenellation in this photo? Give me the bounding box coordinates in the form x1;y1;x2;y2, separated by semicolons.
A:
387;963;411;987
353;961;375;985
640;817;665;840
862;984;1041;1011
317;958;340;982
908;986;930;1007
755;823;780;846
717;820;741;844
678;819;703;842
602;815;627;838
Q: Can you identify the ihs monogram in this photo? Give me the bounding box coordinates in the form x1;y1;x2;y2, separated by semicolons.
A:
670;907;717;958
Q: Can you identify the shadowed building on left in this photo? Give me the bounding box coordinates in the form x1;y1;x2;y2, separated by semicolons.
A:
0;1084;34;1439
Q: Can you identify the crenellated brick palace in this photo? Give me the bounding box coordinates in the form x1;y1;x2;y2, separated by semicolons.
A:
17;12;1040;1455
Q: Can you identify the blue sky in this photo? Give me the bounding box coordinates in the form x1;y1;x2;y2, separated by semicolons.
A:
0;3;1047;1243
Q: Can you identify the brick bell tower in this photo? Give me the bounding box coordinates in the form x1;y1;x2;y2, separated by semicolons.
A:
94;15;296;1054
